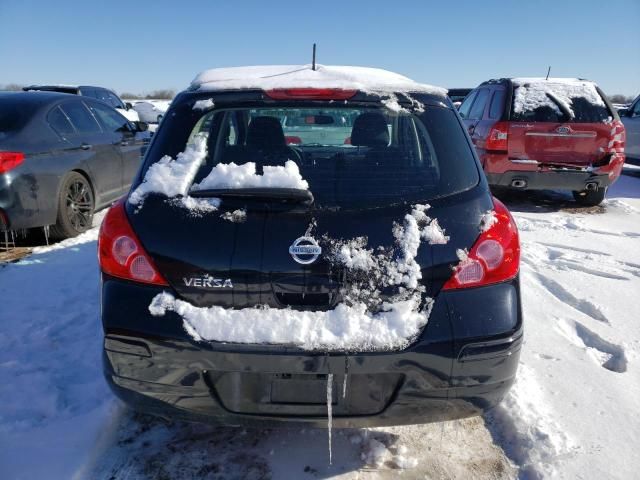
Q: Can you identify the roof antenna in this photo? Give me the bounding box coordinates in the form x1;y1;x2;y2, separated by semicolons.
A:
312;43;317;71
545;66;551;80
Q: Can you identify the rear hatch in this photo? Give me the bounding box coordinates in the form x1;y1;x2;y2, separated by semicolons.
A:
127;92;489;317
507;79;615;167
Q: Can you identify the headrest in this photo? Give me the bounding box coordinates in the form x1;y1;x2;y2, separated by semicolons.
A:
246;116;286;150
350;112;389;147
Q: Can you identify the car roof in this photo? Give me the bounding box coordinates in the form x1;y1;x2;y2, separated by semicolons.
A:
189;64;447;97
24;84;117;93
0;90;74;103
479;77;595;87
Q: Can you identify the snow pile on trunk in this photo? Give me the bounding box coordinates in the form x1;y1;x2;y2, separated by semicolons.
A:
129;135;208;206
512;78;605;119
169;196;220;214
149;291;426;351
480;209;498;232
194;160;308;191
220;208;247;223
149;204;446;351
190;64;446;96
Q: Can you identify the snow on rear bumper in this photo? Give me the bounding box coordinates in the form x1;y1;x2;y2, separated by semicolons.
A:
101;276;522;427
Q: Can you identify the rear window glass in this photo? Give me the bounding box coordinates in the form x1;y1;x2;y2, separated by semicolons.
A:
511;82;611;123
145;101;479;209
468;89;489;120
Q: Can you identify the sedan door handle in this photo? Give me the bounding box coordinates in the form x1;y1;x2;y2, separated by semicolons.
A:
120;141;129;146
81;143;92;150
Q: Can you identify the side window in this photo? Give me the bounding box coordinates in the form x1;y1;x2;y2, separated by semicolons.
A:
81;88;97;99
632;99;640;117
94;88;111;104
458;91;477;119
59;101;102;134
86;101;129;133
468;89;489;120
488;90;505;120
47;106;75;136
105;92;124;109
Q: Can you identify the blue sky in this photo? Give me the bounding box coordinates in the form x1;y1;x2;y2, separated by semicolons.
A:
1;0;638;96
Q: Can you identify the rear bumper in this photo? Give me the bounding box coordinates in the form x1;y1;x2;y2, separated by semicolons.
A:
486;170;613;191
102;277;523;427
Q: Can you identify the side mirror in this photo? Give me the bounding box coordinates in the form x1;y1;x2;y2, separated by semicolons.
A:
125;102;133;110
134;121;149;132
617;108;629;117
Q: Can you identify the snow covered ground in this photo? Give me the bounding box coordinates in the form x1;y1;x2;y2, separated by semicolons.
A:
1;169;638;479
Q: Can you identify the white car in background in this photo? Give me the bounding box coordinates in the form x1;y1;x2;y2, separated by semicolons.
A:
129;100;171;124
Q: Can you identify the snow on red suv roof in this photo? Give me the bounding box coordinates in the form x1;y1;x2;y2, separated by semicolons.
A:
190;64;447;96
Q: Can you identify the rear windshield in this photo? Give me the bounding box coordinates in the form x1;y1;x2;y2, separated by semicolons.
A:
143;101;479;209
511;82;612;123
0;97;38;134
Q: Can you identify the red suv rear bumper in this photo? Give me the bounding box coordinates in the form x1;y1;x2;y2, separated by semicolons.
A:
482;152;624;191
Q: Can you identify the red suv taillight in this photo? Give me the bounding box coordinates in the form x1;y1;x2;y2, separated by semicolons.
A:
485;122;509;152
0;152;25;174
443;198;520;290
98;200;168;286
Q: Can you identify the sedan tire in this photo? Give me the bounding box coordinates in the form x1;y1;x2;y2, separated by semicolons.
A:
50;172;95;240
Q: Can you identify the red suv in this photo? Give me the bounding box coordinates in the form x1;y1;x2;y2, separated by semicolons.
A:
459;78;625;206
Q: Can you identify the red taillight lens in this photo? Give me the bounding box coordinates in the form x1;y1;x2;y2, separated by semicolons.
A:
485;122;509;152
0;151;25;174
265;88;357;100
98;200;168;286
607;120;626;154
285;135;302;145
443;198;520;290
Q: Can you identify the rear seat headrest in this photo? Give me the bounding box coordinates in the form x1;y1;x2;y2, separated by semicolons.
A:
247;116;286;150
351;112;389;147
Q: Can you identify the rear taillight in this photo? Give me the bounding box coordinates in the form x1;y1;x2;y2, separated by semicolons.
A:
265;88;357;100
285;135;302;145
0;152;25;174
98;200;168;286
607;120;625;155
485;122;509;152
443;198;520;290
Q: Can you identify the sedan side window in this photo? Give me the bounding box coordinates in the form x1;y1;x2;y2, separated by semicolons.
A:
468;89;489;120
633;100;640;117
59;101;102;135
458;91;477;119
86;101;130;133
47;106;75;136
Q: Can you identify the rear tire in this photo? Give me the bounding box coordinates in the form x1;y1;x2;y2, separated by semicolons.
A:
49;172;95;240
572;186;607;206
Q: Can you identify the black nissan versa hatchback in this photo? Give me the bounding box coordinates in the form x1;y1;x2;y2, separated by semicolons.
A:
100;65;522;428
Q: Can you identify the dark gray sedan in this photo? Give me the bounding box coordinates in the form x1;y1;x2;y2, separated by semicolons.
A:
0;91;148;239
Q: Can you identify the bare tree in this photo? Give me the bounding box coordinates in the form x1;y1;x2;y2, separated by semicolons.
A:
1;83;25;91
609;94;634;105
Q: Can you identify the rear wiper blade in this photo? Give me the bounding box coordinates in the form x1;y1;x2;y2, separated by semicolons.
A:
190;187;314;204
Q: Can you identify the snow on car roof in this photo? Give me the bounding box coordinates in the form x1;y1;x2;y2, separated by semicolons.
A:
511;77;597;86
190;64;447;96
